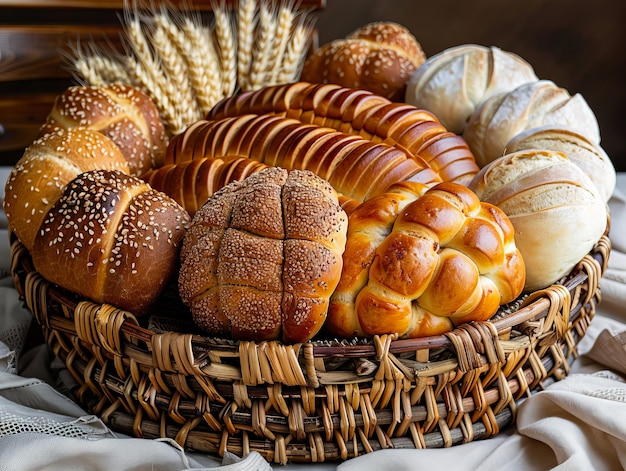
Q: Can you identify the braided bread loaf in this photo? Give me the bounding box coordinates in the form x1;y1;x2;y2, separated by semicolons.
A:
207;82;479;185
165;113;442;204
327;181;525;339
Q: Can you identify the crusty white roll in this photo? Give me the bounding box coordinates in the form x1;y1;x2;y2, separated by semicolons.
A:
505;125;616;203
469;149;607;292
3;128;130;251
463;80;601;168
327;181;525;339
38;83;167;175
405;44;538;134
178;167;348;343
301;22;426;101
32;169;190;315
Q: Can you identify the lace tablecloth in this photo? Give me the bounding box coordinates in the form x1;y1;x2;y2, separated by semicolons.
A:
1;167;625;471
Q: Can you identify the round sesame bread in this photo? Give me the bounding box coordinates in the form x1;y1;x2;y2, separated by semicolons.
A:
38;83;167;175
178;167;348;343
3;127;130;252
31;169;190;316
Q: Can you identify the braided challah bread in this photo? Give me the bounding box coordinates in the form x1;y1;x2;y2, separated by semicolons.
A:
178;167;348;343
38;83;167;175
327;181;525;339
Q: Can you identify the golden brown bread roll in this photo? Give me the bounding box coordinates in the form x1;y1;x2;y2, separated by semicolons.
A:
178;167;348;343
504;125;616;203
301;22;426;101
468;149;608;292
32;169;190;315
38;83;167;175
166;114;442;203
327;181;525;339
3;128;130;251
405;44;538;134
207;82;479;185
463;80;601;168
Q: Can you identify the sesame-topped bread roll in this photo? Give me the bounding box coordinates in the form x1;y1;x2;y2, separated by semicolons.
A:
31;169;190;315
301;22;426;101
4;128;130;251
178;167;348;343
38;83;167;175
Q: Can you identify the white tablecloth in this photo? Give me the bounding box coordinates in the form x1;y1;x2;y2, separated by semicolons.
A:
1;167;625;471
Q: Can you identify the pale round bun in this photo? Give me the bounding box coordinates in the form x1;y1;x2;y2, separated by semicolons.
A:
3;127;130;251
469;149;608;292
38;83;166;175
31;169;190;316
178;167;348;343
301;22;426;101
405;44;538;134
327;181;525;339
505;125;616;202
463;80;601;168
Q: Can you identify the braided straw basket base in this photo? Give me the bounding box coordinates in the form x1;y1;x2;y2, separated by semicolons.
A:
10;231;611;464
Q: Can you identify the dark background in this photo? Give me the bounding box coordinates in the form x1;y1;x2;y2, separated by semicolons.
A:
315;0;626;171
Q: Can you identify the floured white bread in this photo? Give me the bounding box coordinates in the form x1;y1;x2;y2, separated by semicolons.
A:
463;80;601;168
469;149;607;291
405;44;538;134
505;125;616;202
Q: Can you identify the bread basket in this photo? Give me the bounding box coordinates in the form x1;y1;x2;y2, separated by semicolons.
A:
9;224;611;464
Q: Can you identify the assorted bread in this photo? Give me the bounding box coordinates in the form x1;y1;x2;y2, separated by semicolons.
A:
3;19;615;343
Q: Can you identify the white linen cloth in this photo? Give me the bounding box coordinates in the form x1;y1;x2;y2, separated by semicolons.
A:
0;167;625;471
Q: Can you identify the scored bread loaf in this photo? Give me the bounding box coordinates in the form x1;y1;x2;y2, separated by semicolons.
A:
327;181;525;339
469;149;608;292
165;113;442;203
207;82;479;185
405;44;538;134
4;128;130;251
38;83;167;175
178;167;348;343
32;169;190;315
300;22;426;101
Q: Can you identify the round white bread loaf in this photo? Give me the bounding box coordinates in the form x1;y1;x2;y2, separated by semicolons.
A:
178;167;348;343
31;169;190;315
405;44;538;134
38;83;167;175
469;149;608;292
301;22;426;101
463;80;601;168
505;125;616;203
327;181;525;339
3;128;130;251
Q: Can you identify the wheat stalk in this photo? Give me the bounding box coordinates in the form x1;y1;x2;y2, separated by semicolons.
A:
153;13;202;126
266;2;295;85
213;2;237;97
248;2;277;90
237;0;257;91
277;16;313;84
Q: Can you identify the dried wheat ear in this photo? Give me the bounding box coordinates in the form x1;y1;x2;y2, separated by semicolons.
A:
68;0;316;136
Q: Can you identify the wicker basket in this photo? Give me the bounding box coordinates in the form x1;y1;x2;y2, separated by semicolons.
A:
9;229;611;464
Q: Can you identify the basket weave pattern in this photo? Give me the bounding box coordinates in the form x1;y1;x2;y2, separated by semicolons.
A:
10;233;611;464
